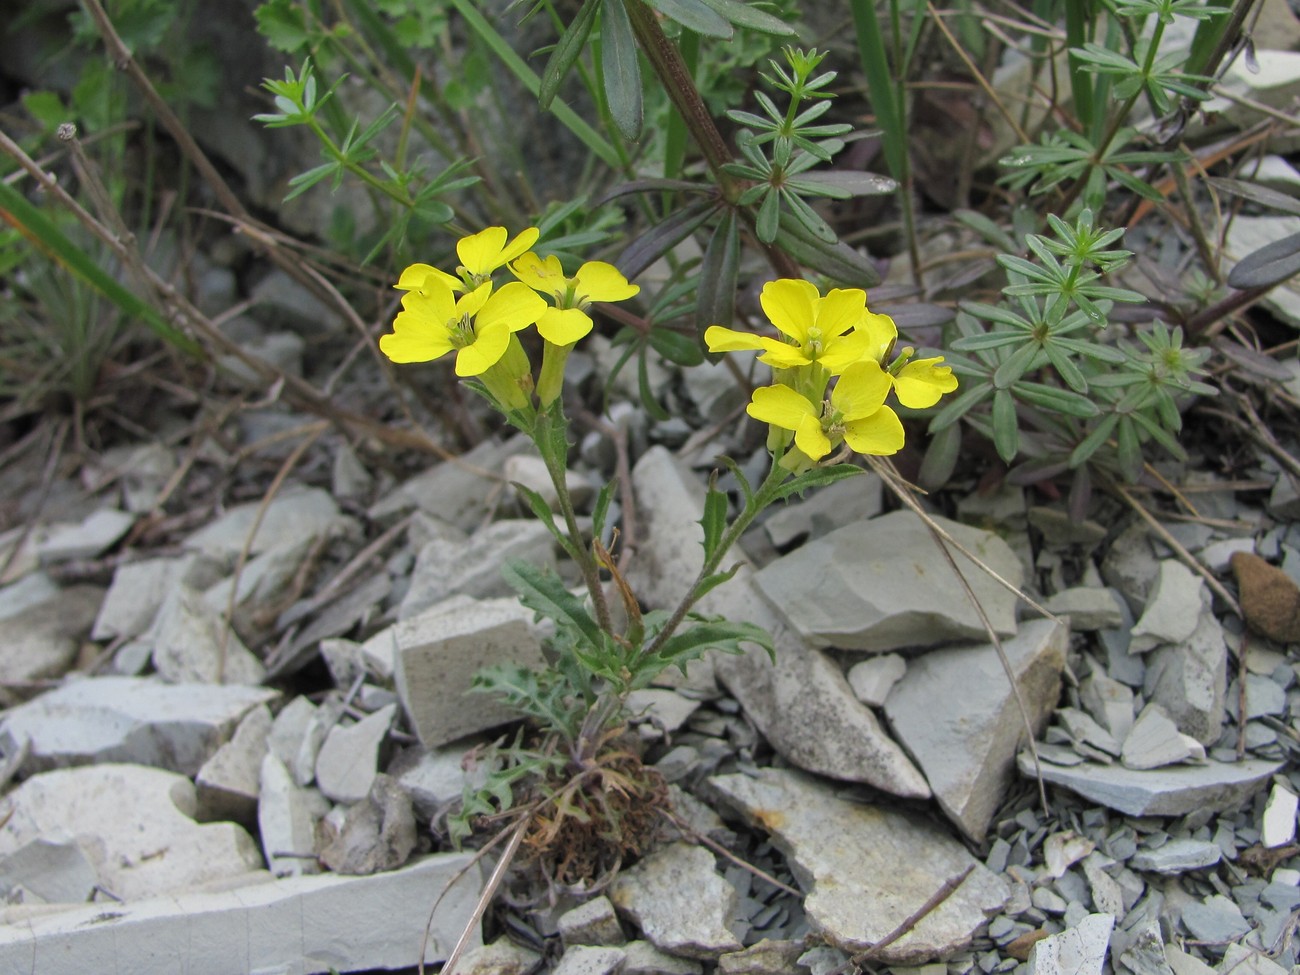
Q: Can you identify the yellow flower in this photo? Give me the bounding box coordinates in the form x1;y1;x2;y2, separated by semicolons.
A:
379;278;546;377
511;252;639;345
747;359;905;461
704;279;873;374
892;355;959;409
395;226;541;295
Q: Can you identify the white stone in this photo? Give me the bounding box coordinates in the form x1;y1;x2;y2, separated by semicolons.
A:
847;653;907;707
0;852;485;973
753;510;1024;651
631;447;930;798
0;572;60;622
388;739;488;821
503;453;594;512
394;596;546;748
551;945;628;975
34;508;135;563
558;895;626;947
314;703;395;804
1219;944;1288;975
1079;665;1135;741
709;768;1008;963
0;676;278;776
184;486;354;563
885;618;1068;840
0;584;101;687
1129;838;1222;874
625;688;700;735
150;584;267;686
92;556;191;641
1043;587;1125;631
1129;561;1204;654
1144;606;1227;745
196;703;272;822
1261;783;1299;848
458;938;545;975
368;434;530;529
1019;753;1282;816
259;753;327;877
1121;704;1195;770
200;537;313;638
610;842;741;959
267;695;316;771
0;834;99;904
398;519;557;619
1271;867;1300;885
1027;913;1113;975
0;764;263;901
624;940;703;975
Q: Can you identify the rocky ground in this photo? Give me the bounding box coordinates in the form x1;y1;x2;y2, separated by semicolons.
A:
3;323;1300;975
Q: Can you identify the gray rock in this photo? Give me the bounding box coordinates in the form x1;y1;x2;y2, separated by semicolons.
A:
1027;913;1113;975
34;508;135;563
217;330;304;385
0;571;60;621
1101;522;1160;614
1179;895;1250;942
551;945;628;975
846;653;907;707
626;689;700;736
1129;838;1222;874
0;834;99;904
266;695;316;777
1163;945;1216;975
388;738;488;821
1219;944;1288;975
92;556;193;641
394;596;546;749
314;703;395;804
196;702;272;822
0;851;485;973
150;584;268;686
1143;607;1227;745
1239;673;1288;718
1121;705;1196;770
559;895;626;947
399;519;557;619
368;434;530;530
184;486;354;563
752;510;1024;651
1200;537;1256;573
200;537;314;639
1082;854;1124;915
1116;918;1174;975
1261;783;1298;848
457;938;545;975
717;939;805;975
0;676;277;776
630;448;929;798
331;441;373;501
0;583;101;687
610;842;741;959
1028;507;1108;550
258;753;327;877
763;473;884;548
293;697;343;787
0;764;263;901
503;453;594;512
318;774;416;875
623;940;703;975
1058;707;1122;756
1129;561;1204;654
885;618;1068;840
709;768;1008;963
1018;753;1282;816
1044;587;1125;631
1080;665;1136;741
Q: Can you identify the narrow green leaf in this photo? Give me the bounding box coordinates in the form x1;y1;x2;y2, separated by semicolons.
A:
773;463;863;501
694;565;742;600
540;0;601;110
695;208;740;332
755;189;780;243
1209;177;1300;218
591;480;616;543
697;0;794;33
917;420;962;491
1013;381;1100;417
600;0;642;140
700;484;728;563
773;210;881;287
792;171;896;196
648;327;704;366
1069;413;1118;468
501;560;604;648
643;0;731;36
618;199;717;279
511;482;583;561
1227;230;1300;289
992;388;1019;462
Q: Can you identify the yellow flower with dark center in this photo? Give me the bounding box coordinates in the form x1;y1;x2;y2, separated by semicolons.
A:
705;279;873;374
395;226;540;295
379;278;546;377
510;252;639;345
747;359;905;461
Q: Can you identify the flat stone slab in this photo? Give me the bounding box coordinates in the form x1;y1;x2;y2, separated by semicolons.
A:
184;486;354;563
1027;913;1113;975
885;618;1067;840
1019;753;1282;817
0;677;278;776
752;509;1024;651
609;842;741;959
0;764;263;902
709;768;1008;963
0;853;485;974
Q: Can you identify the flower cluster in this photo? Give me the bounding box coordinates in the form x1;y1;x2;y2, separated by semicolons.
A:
705;279;957;468
380;227;640;411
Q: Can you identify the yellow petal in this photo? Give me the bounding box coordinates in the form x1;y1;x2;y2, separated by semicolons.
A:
705;325;767;353
457;227;508;276
477;281;547;333
454;321;511;376
857;310;898;362
756;345;812;369
575;261;639;302
817;288;867;337
831;360;892;419
843;406;905;455
498;227;541;266
894;357;959;409
395;263;459;293
537;307;593;345
793;412;832;460
747;383;817;432
511;251;567;295
402;278;458;324
379;308;455;363
456;281;494;319
760;278;819;343
817;330;873;374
